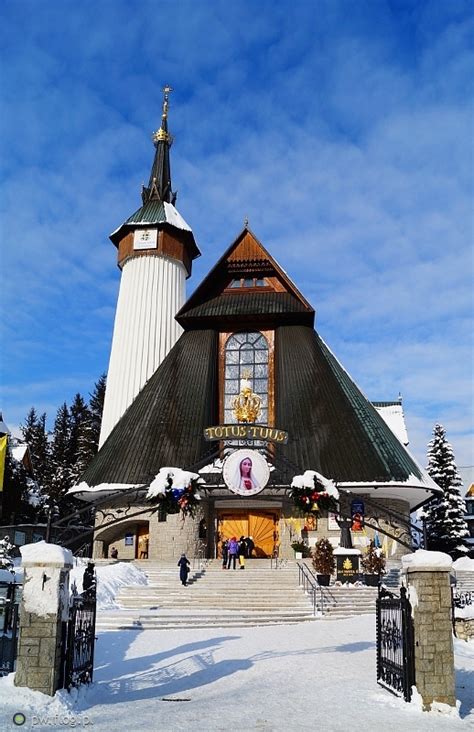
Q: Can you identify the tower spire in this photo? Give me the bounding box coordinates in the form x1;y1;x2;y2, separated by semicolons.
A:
142;85;177;205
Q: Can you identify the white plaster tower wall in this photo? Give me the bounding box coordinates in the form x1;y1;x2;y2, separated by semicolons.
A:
99;253;186;446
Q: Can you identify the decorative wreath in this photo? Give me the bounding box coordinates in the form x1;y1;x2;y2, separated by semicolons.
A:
146;468;205;519
290;470;339;516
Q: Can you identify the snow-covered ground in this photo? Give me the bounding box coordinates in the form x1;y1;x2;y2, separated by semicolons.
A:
0;618;472;731
0;560;472;730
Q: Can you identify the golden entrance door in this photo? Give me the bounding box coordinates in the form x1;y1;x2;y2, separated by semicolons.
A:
218;511;279;557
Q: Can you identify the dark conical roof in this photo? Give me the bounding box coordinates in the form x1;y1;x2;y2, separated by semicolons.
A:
81;324;430;494
81;330;218;487
78;229;438;508
141;85;176;206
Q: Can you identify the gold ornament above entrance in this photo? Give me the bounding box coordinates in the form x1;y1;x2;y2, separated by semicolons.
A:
204;424;288;444
223;449;270;496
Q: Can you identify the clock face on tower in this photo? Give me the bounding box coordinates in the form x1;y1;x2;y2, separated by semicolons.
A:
133;228;158;250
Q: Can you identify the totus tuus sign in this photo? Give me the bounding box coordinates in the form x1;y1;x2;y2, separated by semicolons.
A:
203;424;289;444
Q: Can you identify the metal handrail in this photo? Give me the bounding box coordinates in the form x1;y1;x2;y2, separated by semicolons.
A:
297;562;336;615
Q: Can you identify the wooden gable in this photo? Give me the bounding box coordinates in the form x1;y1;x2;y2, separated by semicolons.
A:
176;227;315;327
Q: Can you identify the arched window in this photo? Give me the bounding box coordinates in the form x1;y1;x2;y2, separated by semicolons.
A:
224;332;268;424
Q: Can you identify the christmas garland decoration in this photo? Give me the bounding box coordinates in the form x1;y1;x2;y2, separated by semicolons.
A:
290;470;339;516
146;468;205;519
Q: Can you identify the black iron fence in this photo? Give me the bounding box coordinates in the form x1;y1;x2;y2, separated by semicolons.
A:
0;580;22;676
61;570;97;690
376;585;415;703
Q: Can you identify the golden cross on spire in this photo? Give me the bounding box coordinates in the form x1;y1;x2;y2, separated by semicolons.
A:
153;85;173;144
162;85;173;119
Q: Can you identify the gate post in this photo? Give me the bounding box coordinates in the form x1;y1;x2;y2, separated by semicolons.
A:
14;541;73;696
401;550;456;710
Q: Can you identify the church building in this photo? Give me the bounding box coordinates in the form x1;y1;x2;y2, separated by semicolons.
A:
72;89;440;561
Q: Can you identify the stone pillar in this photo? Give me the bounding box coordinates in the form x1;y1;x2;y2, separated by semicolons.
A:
15;541;73;696
402;550;456;710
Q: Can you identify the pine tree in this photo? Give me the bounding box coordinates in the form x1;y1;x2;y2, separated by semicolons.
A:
0;535;15;571
88;374;106;447
49;402;73;505
424;424;469;559
1;445;39;523
69;393;91;484
20;409;50;486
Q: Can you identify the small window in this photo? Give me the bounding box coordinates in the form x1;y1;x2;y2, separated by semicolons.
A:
256;278;266;286
230;279;241;288
243;278;253;288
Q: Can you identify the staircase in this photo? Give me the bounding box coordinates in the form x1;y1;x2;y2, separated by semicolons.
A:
382;560;401;588
96;559;383;629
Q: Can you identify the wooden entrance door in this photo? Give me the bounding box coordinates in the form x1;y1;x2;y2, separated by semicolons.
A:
218;511;279;558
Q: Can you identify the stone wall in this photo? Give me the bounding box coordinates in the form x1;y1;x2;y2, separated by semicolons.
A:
454;617;474;641
404;562;456;709
93;502;206;560
14;610;64;694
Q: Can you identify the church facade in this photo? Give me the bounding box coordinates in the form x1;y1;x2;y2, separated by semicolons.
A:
72;90;440;561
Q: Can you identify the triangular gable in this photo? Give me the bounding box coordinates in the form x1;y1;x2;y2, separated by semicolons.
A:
177;227;314;320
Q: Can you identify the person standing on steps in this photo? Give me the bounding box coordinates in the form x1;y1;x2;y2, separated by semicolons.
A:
221;538;229;569
238;536;247;569
245;536;255;558
227;536;239;570
110;546;118;559
178;553;191;586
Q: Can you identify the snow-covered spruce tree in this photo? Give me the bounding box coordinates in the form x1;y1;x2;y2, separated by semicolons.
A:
48;402;74;508
0;535;15;572
1;446;39;523
69;393;91;485
71;375;106;483
424;423;469;559
20;408;50;491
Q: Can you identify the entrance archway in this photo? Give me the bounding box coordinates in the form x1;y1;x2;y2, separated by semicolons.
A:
217;510;279;557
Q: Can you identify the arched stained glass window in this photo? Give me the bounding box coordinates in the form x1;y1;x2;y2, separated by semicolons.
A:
224;332;268;424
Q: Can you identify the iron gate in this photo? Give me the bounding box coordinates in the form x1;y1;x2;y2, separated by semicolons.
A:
376;585;415;702
62;577;97;689
0;581;22;676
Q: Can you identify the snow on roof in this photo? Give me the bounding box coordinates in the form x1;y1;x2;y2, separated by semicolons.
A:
109;202;191;237
401;549;452;571
373;402;409;445
20;540;73;566
68;480;144;502
163;202;192;231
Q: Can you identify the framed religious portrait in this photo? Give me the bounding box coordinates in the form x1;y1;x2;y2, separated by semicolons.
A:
222;449;269;496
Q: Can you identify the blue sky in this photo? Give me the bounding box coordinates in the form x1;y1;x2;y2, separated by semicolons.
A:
1;0;473;470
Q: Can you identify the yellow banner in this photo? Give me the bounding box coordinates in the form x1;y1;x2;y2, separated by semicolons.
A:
0;434;7;491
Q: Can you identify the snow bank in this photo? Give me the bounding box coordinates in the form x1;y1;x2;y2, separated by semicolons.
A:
453;556;474;571
70;560;148;610
20;541;73;565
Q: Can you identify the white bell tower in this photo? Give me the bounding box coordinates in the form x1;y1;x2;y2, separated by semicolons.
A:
99;87;200;446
